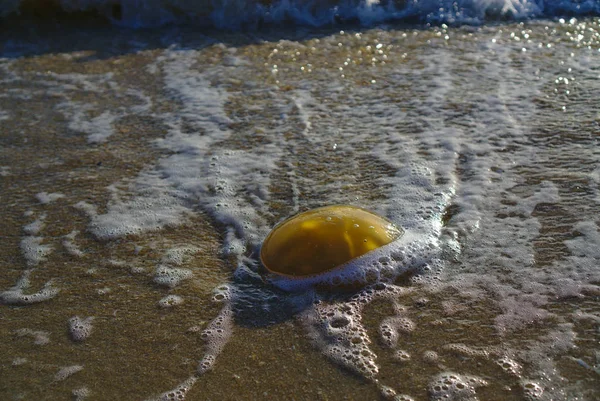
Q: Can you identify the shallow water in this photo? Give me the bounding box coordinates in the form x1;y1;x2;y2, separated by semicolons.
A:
1;14;599;401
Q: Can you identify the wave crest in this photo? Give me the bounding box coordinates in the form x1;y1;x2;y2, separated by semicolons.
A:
3;0;600;28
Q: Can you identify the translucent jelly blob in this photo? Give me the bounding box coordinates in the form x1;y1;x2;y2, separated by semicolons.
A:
260;205;403;279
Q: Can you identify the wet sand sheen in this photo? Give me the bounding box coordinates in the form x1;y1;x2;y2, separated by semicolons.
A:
1;19;600;400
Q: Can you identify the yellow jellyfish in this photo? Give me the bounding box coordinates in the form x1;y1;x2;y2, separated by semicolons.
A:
260;205;403;279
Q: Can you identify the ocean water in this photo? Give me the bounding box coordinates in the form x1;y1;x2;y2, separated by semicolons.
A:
1;2;599;400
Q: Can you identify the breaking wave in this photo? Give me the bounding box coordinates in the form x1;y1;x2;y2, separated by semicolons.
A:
2;0;599;29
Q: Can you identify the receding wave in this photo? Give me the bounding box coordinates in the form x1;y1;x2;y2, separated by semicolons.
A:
3;0;600;28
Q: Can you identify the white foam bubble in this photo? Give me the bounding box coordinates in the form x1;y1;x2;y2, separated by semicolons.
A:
72;387;91;401
74;201;98;218
68;316;94;342
73;109;117;144
442;343;492;358
15;328;50;345
55;365;84;381
445;178;575;335
148;376;197;401
428;372;488;401
566;221;600;261
87;178;192;240
39;71;152;144
12;357;27;366
63;231;84;258
495;293;550;334
158;294;184;308
423;350;439;364
20;236;53;266
212;284;233;303
301;290;378;378
149;285;230;400
36;192;65;204
590;166;600;203
107;259;126;268
379;316;415;348
161;247;202;266
393;350;411;362
43;71;115;93
521;381;544;400
379;385;397;399
0;271;59;305
23;213;46;236
154;265;193;288
497;356;522;376
199;302;234;370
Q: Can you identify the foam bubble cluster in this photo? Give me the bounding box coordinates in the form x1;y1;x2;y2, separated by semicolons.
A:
87;187;192;240
302;295;378;377
20;236;53;267
522;381;544;400
150;376;197;401
497;356;522;376
72;387;91;401
197;289;235;375
394;395;415;401
153;247;200;288
394;350;411;362
212;285;233;303
379;385;397;399
12;358;27;366
428;372;488;401
54;365;84;381
23;213;46;235
158;295;184;308
15;328;50;345
68;316;94;342
379;316;415;348
301;285;409;378
199;311;233;373
442;343;491;358
0;271;59;305
36;192;65;204
154;265;193;288
162;247;202;266
422;350;439;364
63;231;84;258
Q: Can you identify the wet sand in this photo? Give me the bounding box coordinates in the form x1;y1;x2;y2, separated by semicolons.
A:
1;19;599;400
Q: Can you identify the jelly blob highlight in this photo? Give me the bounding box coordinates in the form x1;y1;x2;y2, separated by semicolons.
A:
260;205;403;278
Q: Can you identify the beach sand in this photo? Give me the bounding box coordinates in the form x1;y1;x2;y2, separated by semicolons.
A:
1;18;599;400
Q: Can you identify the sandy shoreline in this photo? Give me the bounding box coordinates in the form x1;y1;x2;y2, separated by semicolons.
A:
2;20;599;400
